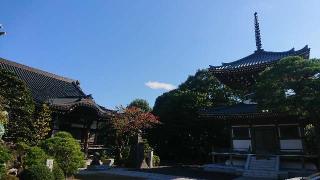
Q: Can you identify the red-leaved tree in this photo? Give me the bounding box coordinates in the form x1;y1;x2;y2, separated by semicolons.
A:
110;106;160;162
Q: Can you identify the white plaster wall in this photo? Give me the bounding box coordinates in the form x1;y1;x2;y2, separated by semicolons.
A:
233;140;251;151
280;139;302;151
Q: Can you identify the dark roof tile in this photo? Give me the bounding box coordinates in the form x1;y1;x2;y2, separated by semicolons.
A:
0;58;85;102
211;46;310;72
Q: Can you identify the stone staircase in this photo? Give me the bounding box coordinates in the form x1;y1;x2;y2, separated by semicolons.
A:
243;155;279;179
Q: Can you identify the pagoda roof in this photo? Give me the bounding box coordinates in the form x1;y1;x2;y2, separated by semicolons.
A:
200;103;257;116
198;103;286;120
0;58;111;117
210;45;310;73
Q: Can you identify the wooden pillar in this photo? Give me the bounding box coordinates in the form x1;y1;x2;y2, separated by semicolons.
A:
228;119;233;152
229;153;233;166
83;126;90;156
51;113;59;137
249;119;253;153
83;118;92;157
93;119;99;144
275;120;281;154
299;122;306;154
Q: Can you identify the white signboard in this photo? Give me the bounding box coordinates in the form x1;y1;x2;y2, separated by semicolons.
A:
46;159;54;172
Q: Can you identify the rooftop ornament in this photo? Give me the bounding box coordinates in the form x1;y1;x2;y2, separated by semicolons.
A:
254;12;263;52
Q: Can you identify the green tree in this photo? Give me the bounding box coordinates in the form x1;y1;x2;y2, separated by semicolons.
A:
0;70;35;144
0;143;12;179
41;132;85;176
151;69;241;162
254;56;320;155
0;96;8;140
128;99;152;112
32;104;52;145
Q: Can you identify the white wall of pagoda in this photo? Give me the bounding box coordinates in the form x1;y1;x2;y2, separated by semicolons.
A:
280;139;303;152
233;140;251;151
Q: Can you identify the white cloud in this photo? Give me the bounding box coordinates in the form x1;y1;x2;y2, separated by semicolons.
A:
145;81;176;91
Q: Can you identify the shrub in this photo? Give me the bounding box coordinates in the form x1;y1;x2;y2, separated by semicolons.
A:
153;154;160;167
41;131;85;176
53;131;73;139
0;144;12;179
1;174;19;180
23;146;48;168
20;165;54;180
52;163;64;180
16;142;30;153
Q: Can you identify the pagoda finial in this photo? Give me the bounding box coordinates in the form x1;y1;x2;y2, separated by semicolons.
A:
254;12;262;51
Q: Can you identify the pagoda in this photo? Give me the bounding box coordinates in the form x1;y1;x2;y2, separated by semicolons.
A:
211;12;310;90
201;13;316;178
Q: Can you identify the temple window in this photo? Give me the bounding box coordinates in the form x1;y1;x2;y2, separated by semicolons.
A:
279;125;300;139
232;127;250;139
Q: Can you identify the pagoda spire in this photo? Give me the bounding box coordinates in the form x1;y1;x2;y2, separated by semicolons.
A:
254;12;262;51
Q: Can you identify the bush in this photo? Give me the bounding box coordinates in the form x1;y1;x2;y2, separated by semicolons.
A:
23;146;48;168
0;144;12;179
52;163;64;180
53;131;73;139
153;154;160;167
1;174;19;180
41;131;85;176
20;165;54;180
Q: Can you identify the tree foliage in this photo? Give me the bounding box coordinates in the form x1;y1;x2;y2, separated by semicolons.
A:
254;56;320;117
32;104;52;145
150;69;241;162
0;70;35;144
103;106;159;164
254;56;320;156
128;99;152;112
0;143;12;179
0;96;8;140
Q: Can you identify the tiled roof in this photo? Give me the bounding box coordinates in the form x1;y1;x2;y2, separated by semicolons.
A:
48;97;112;117
210;45;310;72
0;58;85;102
0;58;112;117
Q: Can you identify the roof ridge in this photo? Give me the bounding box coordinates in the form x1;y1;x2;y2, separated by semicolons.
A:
214;45;309;68
0;57;77;83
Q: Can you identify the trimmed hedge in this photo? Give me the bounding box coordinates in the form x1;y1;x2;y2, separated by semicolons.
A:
23;146;48;168
41;132;84;176
52;163;64;180
20;165;54;180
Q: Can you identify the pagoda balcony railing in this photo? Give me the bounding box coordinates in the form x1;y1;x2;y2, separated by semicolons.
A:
210;148;318;170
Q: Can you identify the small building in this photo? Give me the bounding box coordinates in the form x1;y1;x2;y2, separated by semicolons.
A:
200;13;317;178
0;58;112;154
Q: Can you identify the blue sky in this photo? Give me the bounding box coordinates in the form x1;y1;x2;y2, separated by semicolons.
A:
1;1;320;109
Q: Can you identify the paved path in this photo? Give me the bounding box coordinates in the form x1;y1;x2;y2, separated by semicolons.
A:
78;168;198;180
233;177;276;180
